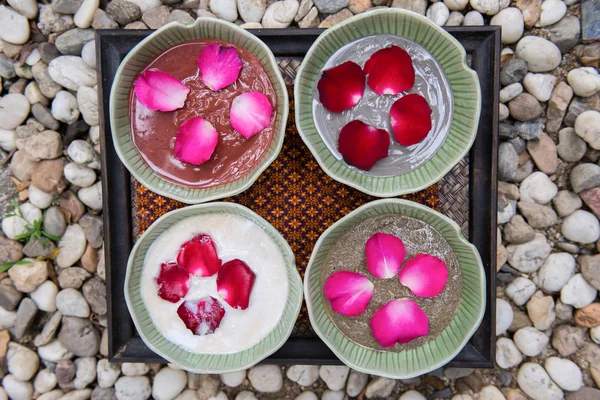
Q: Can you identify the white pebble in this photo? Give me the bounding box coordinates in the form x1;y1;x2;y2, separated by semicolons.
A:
463;10;484;25
81;40;96;68
426;2;449;26
523;73;557;102
560;273;598;308
496;298;513;335
514;327;549;357
574;110;600;150
561;209;600;244
221;370;246;387
0;5;30;44
0;94;30;130
506;277;536;306
519;172;557;204
74;0;99;28
490;7;524;44
56;224;87;268
517;362;563;400
567;67;600;98
444;0;468;10
56;288;90;318
30;281;58;312
0;129;16;151
78;181;103;210
64;162;96;188
534;253;576;293
28;185;54;209
536;0;567;27
152;367;187;400
496;338;523;369
515;36;561;72
51;91;80;124
544;357;582;391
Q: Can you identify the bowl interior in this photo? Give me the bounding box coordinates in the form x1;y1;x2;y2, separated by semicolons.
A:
295;9;481;197
124;202;302;373
110;19;289;204
304;199;486;378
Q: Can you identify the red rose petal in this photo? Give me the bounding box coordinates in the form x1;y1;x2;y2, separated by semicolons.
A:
390;94;432;146
177;234;222;277
370;298;429;347
324;271;374;317
197;44;242;91
174;117;219;166
155;261;190;303
217;259;256;310
230;92;273;139
365;233;406;279
177;296;226;336
338;120;390;171
134;69;190;112
317;61;366;113
399;253;448;297
364;46;415;95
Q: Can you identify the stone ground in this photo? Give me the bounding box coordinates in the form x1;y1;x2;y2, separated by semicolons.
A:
0;0;599;399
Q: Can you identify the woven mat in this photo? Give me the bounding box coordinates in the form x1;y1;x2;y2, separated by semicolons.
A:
131;57;470;337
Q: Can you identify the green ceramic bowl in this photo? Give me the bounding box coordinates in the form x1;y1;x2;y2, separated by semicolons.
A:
304;199;486;378
124;202;302;373
110;19;288;204
295;9;481;197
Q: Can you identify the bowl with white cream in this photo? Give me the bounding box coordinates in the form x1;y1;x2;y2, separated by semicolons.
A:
124;202;302;373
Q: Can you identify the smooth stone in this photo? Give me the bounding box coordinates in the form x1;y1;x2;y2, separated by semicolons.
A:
506;234;551;273
51;90;80;124
78;181;102;210
463;10;484;25
313;0;347;13
67;139;99;168
75;86;97;127
514;327;549;356
56;224;87;268
501;58;528;85
121;363;150;376
398;390;427;400
548;15;581;52
56;288;90;318
115;376;152;400
48;56;97;91
527;291;556;330
390;0;427;14
261;0;298;28
517;202;558;229
237;0;266;22
58;267;91;289
552;324;586;356
97;359;120;388
516;36;562;72
504;215;535;244
92;8;118;28
496;298;514;335
445;10;464;26
73;357;97;389
469;0;509;15
248;365;283;393
74;0;99;28
286;365;319;387
32;103;60;130
8;259;48;293
82;277;106;315
579;255;600;290
55;28;94;56
39;390;65;400
570;163;600;193
508;93;543;121
566;387;600;400
491;7;524;43
296;392;318;400
2;375;33;400
7;0;38;19
220;370;246;388
500;82;523;103
153;367;187;400
519;172;557;204
320;366;349;391
444;0;469;10
523;73;557;102
575;110;600;150
561;273;598;309
0;5;30;44
506;277;536;306
527;133;558;174
58;316;100;357
167;9;194;24
558;127;586;162
536;252;576;293
0;94;30;130
64;162;96;188
44;206;67;238
499;103;509;121
105;0;141;25
536;0;566;27
31;281;59;312
426;2;450;26
562;210;600;244
7;342;40;381
498;142;519;181
38;339;73;362
545;357;583;392
496;337;523;368
517;362;564;400
365;377;396;398
346;371;368;397
208;0;237;21
34;368;57;394
568;67;600;98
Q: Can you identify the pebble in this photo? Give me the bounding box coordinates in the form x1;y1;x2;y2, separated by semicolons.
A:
490;7;524;44
74;0;99;28
168;9;194;24
286;365;319;387
469;0;509;15
562;210;600;244
519;172;557;204
508;93;543;122
0;5;30;45
48;56;96;91
44;206;67;238
506;277;537;306
31;281;59;312
34;311;62;347
77;86;98;126
313;0;347;13
207;0;237;21
496;298;514;335
7;342;40;381
523;73;557;102
38;390;64;400
517;0;541;28
444;0;469;10
446;11;464;26
500;82;523;103
106;0;141;25
496;337;523;369
0;306;17;330
28;185;53;209
517;362;563;400
248;365;283;393
479;386;506;400
235;392;258;400
426;2;450;26
2;375;33;400
261;0;298;28
463;10;484;25
501;58;528;85
544;357;582;392
221;370;246;387
553;324;586;355
79;181;103;209
121;363;150;376
56;224;87;268
32;103;60;130
571;163;600;193
591;326;600;344
579;255;600;290
0;94;30;130
320;366;349;391
514;327;549;356
557;127;586;163
97;359;120;388
345;371;367;396
73;357;96;389
518;202;558;228
365;377;396;398
37;339;73;362
237;0;266;23
567;387;600;400
535;252;576;292
499;103;509;121
507;233;551;273
567;67;600;98
527;291;556;330
515;36;561;72
68;139;99;167
82;277;106;315
561;273;598;309
153;367;187;400
535;0;566;27
398;390;427;400
51;91;80;124
64;162;96;188
498;142;518;181
115;376;152;400
548;15;581;53
8;259;48;293
0;129;16;152
55;28;94;55
58;316;100;357
8;0;38;19
34;368;57;393
575;110;600;150
92;8;118;28
58;267;91;289
296;392;318;400
56;288;90;318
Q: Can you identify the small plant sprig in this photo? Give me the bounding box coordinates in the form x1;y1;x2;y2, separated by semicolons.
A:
15;218;61;246
0;259;31;274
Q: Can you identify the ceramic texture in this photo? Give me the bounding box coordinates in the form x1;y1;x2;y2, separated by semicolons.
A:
295;9;481;196
304;199;486;378
124;202;302;373
110;18;289;204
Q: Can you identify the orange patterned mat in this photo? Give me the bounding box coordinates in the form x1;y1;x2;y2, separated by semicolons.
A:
133;85;440;331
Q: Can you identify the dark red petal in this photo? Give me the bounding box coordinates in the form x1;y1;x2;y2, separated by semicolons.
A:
317;61;365;113
390;94;432;146
155;261;190;303
338;120;390;171
216;259;256;310
177;296;225;336
177;234;222;277
364;46;415;95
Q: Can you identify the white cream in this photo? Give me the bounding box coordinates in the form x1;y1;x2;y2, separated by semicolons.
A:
141;214;289;354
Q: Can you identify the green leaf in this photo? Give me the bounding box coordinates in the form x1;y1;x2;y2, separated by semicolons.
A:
42;231;62;242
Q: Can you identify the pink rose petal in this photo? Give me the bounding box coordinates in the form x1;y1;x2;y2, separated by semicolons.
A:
324;271;374;317
155;261;190;303
174;117;219;166
217;259;256;310
370;298;429;347
177;234;222;277
365;232;406;279
399;253;448;297
317;61;366;113
177;296;226;336
134;69;190;111
364;46;415;95
197;44;242;91
230;92;273;139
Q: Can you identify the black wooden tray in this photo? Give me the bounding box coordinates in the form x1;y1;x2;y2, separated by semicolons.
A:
97;27;499;368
